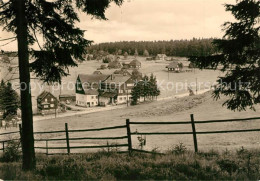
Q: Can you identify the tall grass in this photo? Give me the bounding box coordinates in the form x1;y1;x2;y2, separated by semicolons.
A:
0;148;260;180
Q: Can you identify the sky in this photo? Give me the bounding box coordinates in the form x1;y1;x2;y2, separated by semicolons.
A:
0;0;236;51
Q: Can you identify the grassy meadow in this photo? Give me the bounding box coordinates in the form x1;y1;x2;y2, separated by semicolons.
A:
1;149;260;180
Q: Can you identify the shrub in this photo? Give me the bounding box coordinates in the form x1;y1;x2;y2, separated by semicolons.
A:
172;142;187;155
1;140;21;162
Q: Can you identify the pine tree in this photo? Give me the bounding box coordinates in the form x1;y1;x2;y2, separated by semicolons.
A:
142;75;149;101
0;80;6;111
0;81;19;118
149;74;160;100
2;82;19;118
189;0;260;111
131;81;142;105
0;0;123;170
131;74;160;105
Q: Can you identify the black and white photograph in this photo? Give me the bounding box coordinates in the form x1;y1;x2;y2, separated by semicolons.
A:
0;0;259;180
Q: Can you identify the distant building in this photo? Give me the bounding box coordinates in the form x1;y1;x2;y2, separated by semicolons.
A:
108;60;122;69
100;74;134;105
166;62;181;72
76;74;110;107
99;64;107;70
59;94;76;103
131;69;142;81
146;57;154;61
37;91;59;114
129;59;141;69
93;70;103;75
113;69;131;76
156;54;167;61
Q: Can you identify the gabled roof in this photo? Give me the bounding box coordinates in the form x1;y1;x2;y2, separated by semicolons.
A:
113;69;131;76
166;62;179;69
104;75;132;84
78;74;110;84
93;71;102;75
37;91;56;101
129;59;141;66
101;92;117;98
85;89;99;95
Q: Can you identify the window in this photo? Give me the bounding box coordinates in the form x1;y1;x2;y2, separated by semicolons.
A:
45;98;48;102
51;98;54;101
119;98;123;101
124;97;127;100
50;104;54;108
44;105;49;108
96;96;98;99
91;96;94;99
92;102;94;105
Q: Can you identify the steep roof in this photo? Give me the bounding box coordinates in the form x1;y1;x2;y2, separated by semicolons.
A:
78;74;110;84
105;74;132;84
93;71;102;75
129;59;141;66
37;91;56;101
113;69;131;76
101;92;117;98
84;89;99;95
166;62;179;69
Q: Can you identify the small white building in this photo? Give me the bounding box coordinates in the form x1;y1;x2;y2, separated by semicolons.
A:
75;74;110;107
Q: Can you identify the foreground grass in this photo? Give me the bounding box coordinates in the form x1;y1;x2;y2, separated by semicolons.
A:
0;148;260;180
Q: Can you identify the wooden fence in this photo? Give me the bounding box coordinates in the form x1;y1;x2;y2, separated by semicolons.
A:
1;114;260;154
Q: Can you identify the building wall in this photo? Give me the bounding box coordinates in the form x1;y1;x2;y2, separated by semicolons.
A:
76;93;98;107
117;95;132;104
99;97;111;106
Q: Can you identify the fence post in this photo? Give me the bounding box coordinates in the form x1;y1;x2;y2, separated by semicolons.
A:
126;119;132;155
65;123;70;155
190;114;198;153
19;124;22;147
46;140;48;156
2;142;4;152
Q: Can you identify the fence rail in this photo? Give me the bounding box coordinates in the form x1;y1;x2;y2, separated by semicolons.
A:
1;114;260;154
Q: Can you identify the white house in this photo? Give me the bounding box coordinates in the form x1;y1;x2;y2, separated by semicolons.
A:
76;74;110;107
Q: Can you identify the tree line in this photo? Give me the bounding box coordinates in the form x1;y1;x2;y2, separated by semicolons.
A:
87;38;218;57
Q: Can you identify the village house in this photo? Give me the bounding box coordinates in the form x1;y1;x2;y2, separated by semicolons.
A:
37;91;59;114
156;54;167;61
76;74;110;107
93;70;103;75
166;62;182;72
113;69;132;76
59;94;76;104
129;59;141;69
100;74;135;106
108;59;122;69
131;69;143;81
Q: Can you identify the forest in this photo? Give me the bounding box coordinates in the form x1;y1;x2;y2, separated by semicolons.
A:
87;38;218;57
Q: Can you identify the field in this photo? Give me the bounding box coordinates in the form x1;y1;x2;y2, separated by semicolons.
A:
2;91;260;154
1;57;260;153
55;56;222;99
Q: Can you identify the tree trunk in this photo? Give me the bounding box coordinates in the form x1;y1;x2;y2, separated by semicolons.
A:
14;0;36;170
